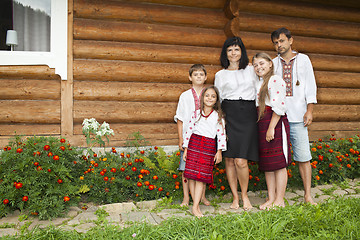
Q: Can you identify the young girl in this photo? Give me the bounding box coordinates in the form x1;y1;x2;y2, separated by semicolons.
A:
252;52;291;210
183;86;227;217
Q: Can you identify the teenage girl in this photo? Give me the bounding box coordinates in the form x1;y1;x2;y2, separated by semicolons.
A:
182;86;227;217
252;52;291;209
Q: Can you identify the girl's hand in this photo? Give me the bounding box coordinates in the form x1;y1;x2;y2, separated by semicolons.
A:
214;150;222;165
183;148;187;162
178;138;184;151
266;128;275;142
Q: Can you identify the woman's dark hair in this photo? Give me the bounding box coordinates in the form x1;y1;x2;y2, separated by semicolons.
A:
220;37;249;70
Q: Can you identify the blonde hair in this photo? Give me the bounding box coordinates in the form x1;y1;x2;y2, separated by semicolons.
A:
252;52;274;121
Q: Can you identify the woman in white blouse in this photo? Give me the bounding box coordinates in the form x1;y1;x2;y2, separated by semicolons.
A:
252;52;291;210
214;37;259;210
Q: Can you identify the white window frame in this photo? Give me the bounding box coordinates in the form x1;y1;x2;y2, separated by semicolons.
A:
0;0;67;80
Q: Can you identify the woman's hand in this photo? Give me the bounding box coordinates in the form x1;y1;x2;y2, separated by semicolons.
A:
183;148;187;162
214;150;222;165
266;128;275;142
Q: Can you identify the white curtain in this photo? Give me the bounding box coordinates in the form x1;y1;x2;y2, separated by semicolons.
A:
13;1;50;51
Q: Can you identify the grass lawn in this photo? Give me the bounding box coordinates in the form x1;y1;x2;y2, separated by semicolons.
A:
3;197;359;240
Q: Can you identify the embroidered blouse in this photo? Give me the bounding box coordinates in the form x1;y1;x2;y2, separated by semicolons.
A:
255;75;287;116
182;110;227;151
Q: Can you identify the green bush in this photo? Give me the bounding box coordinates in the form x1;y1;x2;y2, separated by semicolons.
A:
0;136;82;220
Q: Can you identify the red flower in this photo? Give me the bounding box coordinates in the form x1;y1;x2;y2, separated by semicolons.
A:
144;181;150;186
154;146;158;150
329;163;334;168
47;169;51;172
120;167;125;172
93;153;97;157
64;196;70;202
149;185;155;190
60;138;66;143
132;167;137;172
3;199;9;205
172;174;178;179
158;187;163;192
53;155;59;161
15;182;23;189
125;176;130;180
137;182;142;187
128;162;133;166
57;179;63;184
44;145;50;151
126;154;130;158
140;150;145;154
94;163;99;167
110;168;117;173
120;153;124;157
111;147;117;153
255;176;260;182
329;149;334;153
347;164;351;168
22;196;29;202
104;176;109;181
16;148;23;153
318;155;324;161
34;162;39;166
176;151;180;156
319;170;323;174
100;171;105;176
315;175;320;180
104;188;110;192
60;146;66;151
175;181;180;186
317;145;322;149
138;174;143;179
220;186;225;191
152;175;158;180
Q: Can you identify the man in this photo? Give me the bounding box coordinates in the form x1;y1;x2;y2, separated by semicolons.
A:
271;27;317;205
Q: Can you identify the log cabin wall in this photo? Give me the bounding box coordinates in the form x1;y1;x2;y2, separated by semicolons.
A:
0;0;358;147
72;0;228;146
224;0;360;140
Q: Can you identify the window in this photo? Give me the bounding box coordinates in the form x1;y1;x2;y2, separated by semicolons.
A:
0;0;67;80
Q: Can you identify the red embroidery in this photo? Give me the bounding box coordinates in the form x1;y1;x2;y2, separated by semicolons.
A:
281;58;295;96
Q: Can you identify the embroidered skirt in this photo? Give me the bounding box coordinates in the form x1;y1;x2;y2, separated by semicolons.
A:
221;99;259;161
258;106;291;171
184;134;216;184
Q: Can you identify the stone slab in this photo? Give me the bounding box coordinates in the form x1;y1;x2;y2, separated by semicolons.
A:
0;228;18;237
121;211;158;225
333;189;347;196
315;195;331;203
74;222;97;233
101;202;137;214
284;192;299;200
136;200;159;210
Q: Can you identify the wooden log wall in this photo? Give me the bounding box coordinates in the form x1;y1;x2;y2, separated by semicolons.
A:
72;0;228;146
225;0;360;140
0;0;359;147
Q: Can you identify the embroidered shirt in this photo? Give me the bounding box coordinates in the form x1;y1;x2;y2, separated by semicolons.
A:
183;110;227;151
255;75;287;116
273;52;317;122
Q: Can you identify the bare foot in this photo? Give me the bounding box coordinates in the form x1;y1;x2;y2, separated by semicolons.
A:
230;199;239;209
242;196;253;211
180;202;189;207
201;198;211;206
304;196;317;205
273;200;285;208
192;206;203;218
259;200;274;210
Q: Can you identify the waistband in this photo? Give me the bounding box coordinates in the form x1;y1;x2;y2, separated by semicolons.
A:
223;98;255;102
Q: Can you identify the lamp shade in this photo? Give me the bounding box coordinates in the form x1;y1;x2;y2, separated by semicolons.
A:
6;30;18;46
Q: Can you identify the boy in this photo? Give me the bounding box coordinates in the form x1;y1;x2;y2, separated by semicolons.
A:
271;28;317;205
174;64;210;207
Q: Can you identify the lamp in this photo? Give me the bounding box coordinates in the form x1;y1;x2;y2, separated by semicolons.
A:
6;30;18;51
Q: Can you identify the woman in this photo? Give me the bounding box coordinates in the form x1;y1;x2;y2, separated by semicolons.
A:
214;37;259;210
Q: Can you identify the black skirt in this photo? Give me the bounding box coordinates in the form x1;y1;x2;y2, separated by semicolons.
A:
221;99;259;162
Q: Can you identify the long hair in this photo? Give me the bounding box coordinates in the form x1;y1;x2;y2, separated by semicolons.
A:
220;37;249;70
199;86;224;124
252;52;274;121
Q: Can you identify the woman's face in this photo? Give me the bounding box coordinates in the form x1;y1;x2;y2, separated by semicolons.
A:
226;45;241;63
253;57;272;77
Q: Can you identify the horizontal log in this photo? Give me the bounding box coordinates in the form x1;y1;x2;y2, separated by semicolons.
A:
73;40;220;65
73;60;221;83
295;0;360;9
315;71;360;88
0;65;60;80
225;0;360;23
238;31;360;57
0;79;60;100
0;100;60;124
74;0;227;29
247;50;360;73
74;101;177;124
313;105;360;122
128;0;226;9
74;18;226;48
74;81;191;102
74;122;177;135
0;124;60;135
317;88;360;105
309;131;359;142
225;12;360;41
308;122;360;131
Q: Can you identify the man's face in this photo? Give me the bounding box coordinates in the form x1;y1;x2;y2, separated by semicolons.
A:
272;33;293;55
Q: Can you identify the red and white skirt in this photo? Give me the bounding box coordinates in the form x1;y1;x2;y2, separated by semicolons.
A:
184;134;216;184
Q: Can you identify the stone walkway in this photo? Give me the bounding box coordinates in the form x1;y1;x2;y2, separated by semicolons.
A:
0;179;359;238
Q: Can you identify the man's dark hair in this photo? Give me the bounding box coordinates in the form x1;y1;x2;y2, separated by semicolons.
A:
271;28;292;42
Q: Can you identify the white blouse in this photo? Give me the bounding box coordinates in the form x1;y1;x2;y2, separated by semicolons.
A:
214;65;257;102
255;75;287;116
182;110;227;151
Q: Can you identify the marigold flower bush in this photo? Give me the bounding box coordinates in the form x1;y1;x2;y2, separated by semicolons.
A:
0;136;82;220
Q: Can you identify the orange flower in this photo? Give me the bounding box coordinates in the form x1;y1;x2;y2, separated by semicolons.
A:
220;186;225;191
346;164;351;168
315;175;320;180
311;148;317;152
144;181;150;186
158;187;163;192
319;170;323;174
329;163;333;168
